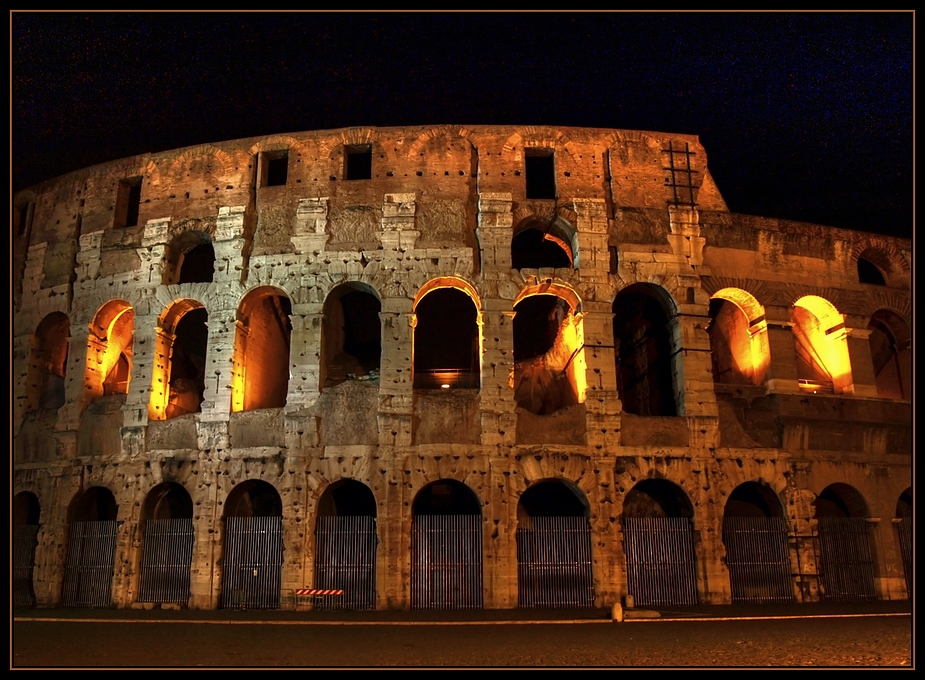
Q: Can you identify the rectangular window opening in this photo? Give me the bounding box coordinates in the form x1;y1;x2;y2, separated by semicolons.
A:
525;149;556;199
345;145;373;180
261;150;289;187
17;202;32;236
115;176;143;228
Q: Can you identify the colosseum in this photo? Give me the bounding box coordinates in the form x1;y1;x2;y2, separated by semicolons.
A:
13;124;911;612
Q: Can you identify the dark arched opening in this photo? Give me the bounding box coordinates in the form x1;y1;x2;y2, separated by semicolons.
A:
722;483;793;603
622;479;698;606
413;288;479;389
222;481;283;610
62;487;119;608
137;483;195;605
517;479;594;608
14;492;41;607
411;480;483;609
166;308;208;419
321;284;382;388
314;480;378;610
613;285;678;416
815;484;876;601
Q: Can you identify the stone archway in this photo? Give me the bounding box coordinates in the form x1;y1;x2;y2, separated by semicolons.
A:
516;479;594;608
314;479;378;610
815;483;876;602
137;483;195;605
722;482;793;603
61;487;119;608
411;480;483;610
221;480;284;610
13;491;41;607
622;478;698;606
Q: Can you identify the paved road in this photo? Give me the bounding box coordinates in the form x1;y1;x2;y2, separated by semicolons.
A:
12;609;913;668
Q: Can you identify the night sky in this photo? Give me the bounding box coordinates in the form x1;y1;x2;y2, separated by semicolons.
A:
12;11;913;239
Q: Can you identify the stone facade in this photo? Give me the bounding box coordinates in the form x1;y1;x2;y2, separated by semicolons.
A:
13;125;912;611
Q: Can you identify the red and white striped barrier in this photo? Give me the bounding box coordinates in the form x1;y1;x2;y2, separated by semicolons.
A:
295;589;344;596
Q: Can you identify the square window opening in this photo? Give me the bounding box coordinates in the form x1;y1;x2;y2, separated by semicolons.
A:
345;145;373;180
115;176;143;228
525;149;556;199
262;150;289;187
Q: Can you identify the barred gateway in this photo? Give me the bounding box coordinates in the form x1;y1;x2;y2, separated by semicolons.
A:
12;124;911;611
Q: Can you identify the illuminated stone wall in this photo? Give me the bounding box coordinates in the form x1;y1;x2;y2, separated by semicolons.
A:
13;125;912;610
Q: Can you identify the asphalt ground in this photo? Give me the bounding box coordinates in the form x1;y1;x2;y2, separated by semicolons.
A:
12;601;913;669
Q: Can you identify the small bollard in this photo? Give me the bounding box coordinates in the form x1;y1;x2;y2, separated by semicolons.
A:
611;602;624;622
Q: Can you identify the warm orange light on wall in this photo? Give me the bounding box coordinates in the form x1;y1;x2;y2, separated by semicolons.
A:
793;295;853;393
712;288;770;385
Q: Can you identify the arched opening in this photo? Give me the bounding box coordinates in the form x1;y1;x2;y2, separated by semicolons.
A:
513;293;586;415
511;217;576;270
868;310;911;400
321;283;381;389
895;488;912;599
25;312;70;413
612;284;678;416
13;492;41;607
231;287;292;411
622;479;698;606
149;303;208;421
707;289;770;386
815;483;876;601
413;286;480;390
221;480;283;610
722;483;793;603
857;257;886;285
84;300;134;404
856;248;892;286
314;480;378;610
516;479;594;608
165;231;215;284
137;483;194;605
411;480;483;609
62;487;119;608
791;296;853;395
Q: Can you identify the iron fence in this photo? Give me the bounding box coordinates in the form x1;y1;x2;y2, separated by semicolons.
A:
723;516;794;603
222;515;284;610
411;514;483;609
517;516;594;608
624;516;698;607
314;515;377;610
137;518;195;604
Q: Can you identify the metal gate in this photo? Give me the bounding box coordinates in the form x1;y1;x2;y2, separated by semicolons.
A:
137;518;195;604
13;524;40;607
222;515;283;610
723;516;794;603
314;515;377;610
61;520;119;608
816;517;876;601
897;517;912;598
624;517;698;607
411;514;483;609
517;516;594;608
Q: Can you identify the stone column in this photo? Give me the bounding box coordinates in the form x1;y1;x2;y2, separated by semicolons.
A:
377;298;414;448
668;310;719;449
843;315;878;397
479;301;517;447
476;192;514;271
581;303;621;452
764;306;802;394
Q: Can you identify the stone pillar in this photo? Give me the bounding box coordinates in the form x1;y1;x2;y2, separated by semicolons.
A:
484;457;518;608
56;322;92;432
572;198;609;278
669;310;719;449
291;197;329;254
843;317;878;397
12;333;33;434
378;298;414;448
667;205;706;267
286;303;324;411
479;301;517;447
379;193;418;252
581;303;621;452
476;192;514;271
764;306;802;394
75;229;103;284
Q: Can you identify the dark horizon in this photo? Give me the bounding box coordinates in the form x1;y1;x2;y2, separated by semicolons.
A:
12;11;913;239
